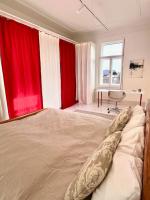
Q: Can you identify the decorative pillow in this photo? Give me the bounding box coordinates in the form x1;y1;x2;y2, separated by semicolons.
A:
91;106;144;200
106;107;132;136
91;152;142;200
64;131;121;200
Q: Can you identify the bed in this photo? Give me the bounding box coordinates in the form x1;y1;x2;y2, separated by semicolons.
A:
0;101;150;200
0;108;111;200
142;100;150;200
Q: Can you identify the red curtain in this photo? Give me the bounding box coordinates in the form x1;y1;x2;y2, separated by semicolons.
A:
59;39;76;109
0;16;43;118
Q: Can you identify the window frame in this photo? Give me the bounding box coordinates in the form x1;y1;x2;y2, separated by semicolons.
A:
99;40;124;89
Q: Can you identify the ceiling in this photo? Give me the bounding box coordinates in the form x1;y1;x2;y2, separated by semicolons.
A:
15;0;150;33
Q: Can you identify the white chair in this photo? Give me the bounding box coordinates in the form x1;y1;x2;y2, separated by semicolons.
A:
107;91;126;113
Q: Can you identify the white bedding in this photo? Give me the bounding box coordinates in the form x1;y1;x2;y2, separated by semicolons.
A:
0;108;111;200
92;105;145;200
92;151;142;200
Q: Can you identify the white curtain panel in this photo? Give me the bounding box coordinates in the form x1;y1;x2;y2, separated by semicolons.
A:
0;57;9;120
76;42;96;104
39;32;61;108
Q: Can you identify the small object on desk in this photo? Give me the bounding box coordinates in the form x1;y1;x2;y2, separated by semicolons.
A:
138;89;142;92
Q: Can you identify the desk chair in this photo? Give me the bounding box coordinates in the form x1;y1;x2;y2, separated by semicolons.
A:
107;91;126;113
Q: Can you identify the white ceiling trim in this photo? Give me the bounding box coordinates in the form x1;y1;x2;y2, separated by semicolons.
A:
0;9;78;44
16;0;76;32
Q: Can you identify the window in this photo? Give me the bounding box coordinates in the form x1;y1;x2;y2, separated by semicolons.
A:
100;41;124;88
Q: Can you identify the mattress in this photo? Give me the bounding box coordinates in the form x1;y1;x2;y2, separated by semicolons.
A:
0;109;111;200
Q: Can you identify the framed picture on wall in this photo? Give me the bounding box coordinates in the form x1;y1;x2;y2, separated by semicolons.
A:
129;59;144;78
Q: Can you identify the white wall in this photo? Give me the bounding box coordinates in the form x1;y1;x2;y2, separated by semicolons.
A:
1;1;150;103
72;27;150;103
122;29;150;102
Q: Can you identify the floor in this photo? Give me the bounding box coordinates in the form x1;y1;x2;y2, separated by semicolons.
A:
65;101;131;118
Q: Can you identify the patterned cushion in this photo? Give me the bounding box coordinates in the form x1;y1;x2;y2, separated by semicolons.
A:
64;131;121;200
106;107;132;136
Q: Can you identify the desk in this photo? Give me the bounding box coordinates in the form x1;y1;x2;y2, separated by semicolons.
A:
97;89;143;107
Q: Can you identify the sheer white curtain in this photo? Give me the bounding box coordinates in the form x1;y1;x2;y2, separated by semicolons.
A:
0;57;9;120
39;32;61;108
76;42;96;104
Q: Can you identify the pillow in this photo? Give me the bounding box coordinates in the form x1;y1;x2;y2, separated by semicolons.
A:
117;105;145;160
132;105;144;115
64;131;121;200
123;106;145;133
118;126;144;160
92;152;142;200
91;106;144;200
106;107;132;136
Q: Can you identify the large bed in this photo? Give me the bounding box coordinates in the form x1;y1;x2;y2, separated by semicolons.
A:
0;108;111;200
0;102;150;200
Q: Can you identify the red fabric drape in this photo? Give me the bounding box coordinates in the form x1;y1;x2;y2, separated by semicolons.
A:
0;16;43;118
59;39;76;109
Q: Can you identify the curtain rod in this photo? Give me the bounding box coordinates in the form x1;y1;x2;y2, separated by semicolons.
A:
0;10;78;44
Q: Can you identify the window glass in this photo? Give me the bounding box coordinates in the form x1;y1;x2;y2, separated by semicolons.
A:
101;42;123;57
100;40;124;87
111;58;122;85
100;59;110;84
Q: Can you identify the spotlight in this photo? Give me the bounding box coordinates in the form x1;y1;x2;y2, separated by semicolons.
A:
76;5;84;14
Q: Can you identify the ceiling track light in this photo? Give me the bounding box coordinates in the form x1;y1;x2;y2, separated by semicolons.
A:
76;4;85;14
79;0;109;31
136;0;142;16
